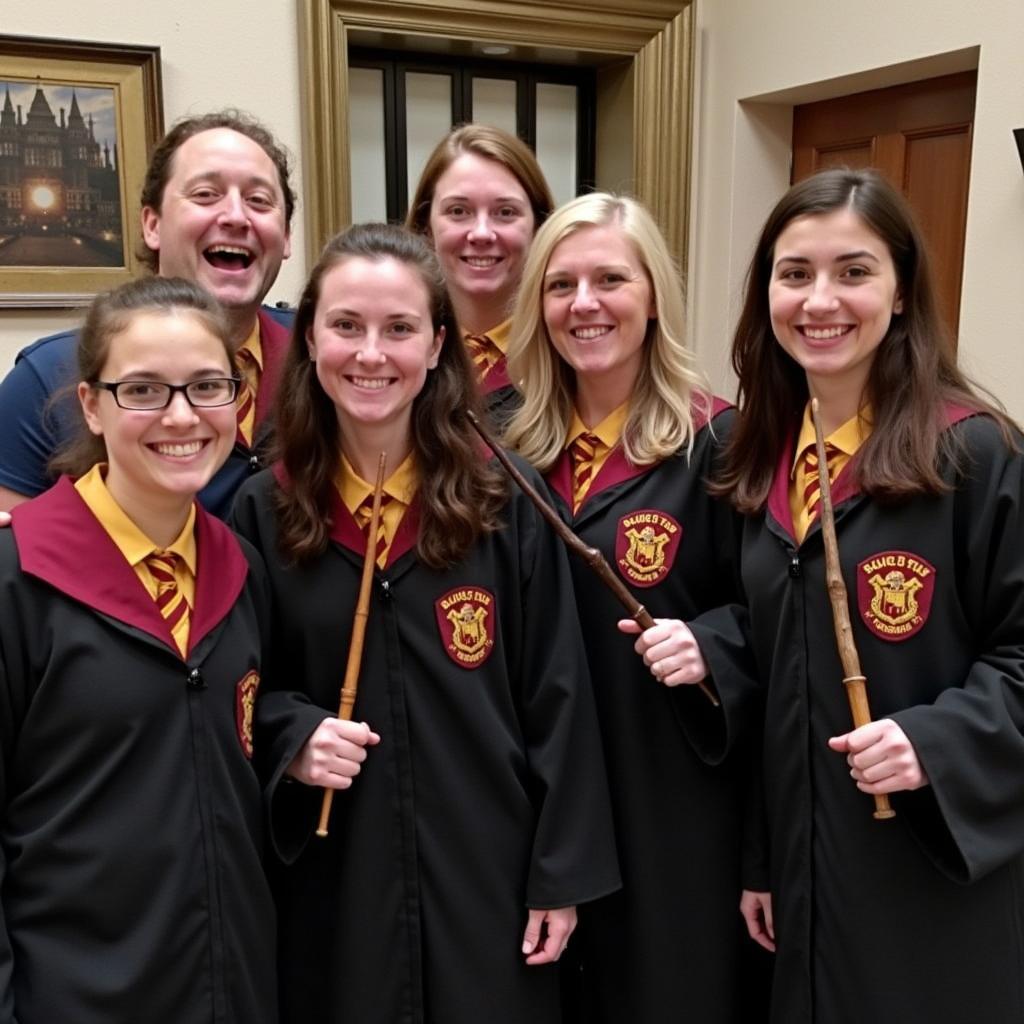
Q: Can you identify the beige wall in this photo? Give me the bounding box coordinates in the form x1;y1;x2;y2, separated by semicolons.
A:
689;0;1024;421
0;1;307;370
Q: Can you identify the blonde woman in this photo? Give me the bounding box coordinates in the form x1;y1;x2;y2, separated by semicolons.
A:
506;193;766;1024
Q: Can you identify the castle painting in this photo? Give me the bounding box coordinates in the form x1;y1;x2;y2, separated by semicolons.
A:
0;79;123;268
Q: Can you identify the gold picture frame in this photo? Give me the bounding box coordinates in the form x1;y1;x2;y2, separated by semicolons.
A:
298;0;694;269
0;34;163;308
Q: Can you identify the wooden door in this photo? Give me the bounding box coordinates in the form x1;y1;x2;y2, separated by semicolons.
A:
792;71;976;333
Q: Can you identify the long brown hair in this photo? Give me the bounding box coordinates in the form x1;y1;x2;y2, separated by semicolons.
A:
273;223;506;566
405;123;554;236
716;168;1015;513
51;277;232;478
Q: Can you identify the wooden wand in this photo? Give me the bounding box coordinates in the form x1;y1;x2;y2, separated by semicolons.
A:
316;451;388;838
810;398;894;821
466;411;719;707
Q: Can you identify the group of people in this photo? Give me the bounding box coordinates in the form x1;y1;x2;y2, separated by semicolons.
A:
0;106;1021;1024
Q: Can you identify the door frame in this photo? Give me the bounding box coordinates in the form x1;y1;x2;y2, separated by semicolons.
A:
299;0;694;267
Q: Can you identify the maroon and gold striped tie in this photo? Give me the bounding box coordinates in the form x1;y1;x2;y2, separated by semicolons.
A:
145;550;190;655
803;441;841;524
571;432;602;513
235;348;258;446
355;493;393;569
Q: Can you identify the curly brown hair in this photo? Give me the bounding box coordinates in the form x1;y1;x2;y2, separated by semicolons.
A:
273;223;506;567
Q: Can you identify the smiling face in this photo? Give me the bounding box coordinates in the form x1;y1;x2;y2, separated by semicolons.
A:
542;223;656;404
427;152;535;323
79;310;237;520
769;207;902;403
306;256;444;451
140;128;291;317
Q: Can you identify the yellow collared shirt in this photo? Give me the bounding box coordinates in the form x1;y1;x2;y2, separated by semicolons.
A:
789;404;872;543
75;463;197;655
335;452;418;559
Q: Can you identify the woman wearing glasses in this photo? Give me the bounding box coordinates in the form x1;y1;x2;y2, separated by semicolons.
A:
0;277;277;1023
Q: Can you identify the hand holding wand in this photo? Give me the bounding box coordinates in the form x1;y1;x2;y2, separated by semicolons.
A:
810;399;894;821
316;451;388;838
466;411;718;706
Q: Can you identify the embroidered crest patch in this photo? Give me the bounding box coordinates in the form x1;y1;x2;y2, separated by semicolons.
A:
615;509;682;588
856;551;936;642
236;670;260;758
435;587;496;668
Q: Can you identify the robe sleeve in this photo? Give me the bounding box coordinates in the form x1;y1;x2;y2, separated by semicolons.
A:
892;418;1024;883
675;410;764;765
230;477;328;864
511;464;622;909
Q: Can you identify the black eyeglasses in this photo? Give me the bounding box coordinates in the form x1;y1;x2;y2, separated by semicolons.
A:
91;377;241;411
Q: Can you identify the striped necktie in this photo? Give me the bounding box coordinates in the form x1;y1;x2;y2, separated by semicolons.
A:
802;441;841;524
464;333;502;381
235;348;258;446
355;493;394;569
571;431;603;513
145;550;191;656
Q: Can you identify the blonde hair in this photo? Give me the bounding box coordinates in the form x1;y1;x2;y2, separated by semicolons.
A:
505;193;709;470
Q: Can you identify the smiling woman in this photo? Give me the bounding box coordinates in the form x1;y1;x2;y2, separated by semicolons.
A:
715;167;1024;1024
230;221;620;1024
0;276;277;1023
406;124;555;431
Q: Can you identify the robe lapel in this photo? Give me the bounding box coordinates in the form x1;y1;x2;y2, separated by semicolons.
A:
13;478;184;656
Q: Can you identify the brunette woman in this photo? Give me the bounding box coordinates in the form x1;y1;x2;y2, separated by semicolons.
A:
718;167;1024;1024
231;222;619;1024
0;277;275;1022
505;193;766;1024
406;123;555;429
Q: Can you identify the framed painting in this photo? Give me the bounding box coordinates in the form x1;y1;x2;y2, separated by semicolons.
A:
0;34;162;307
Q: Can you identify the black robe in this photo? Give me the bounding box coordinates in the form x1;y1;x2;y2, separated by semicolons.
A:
545;400;769;1024
231;460;620;1024
740;410;1024;1024
0;477;276;1023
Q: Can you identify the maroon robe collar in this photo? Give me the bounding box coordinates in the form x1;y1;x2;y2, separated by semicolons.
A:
270;462;420;570
548;393;733;512
765;402;983;544
255;308;290;427
13;476;249;658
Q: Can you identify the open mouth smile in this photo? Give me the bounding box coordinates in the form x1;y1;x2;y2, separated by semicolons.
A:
797;325;854;341
570;325;613;341
346;376;395;391
148;440;210;458
204;245;255;271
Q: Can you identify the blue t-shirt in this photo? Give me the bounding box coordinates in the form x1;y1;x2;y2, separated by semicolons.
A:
0;305;295;519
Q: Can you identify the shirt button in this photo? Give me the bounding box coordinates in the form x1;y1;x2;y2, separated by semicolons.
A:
248;455;261;471
788;558;802;579
187;668;205;690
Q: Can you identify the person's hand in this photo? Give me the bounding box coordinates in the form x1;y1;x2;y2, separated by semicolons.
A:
739;889;775;952
286;718;380;788
618;617;708;687
0;511;11;528
828;719;928;794
522;906;577;965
